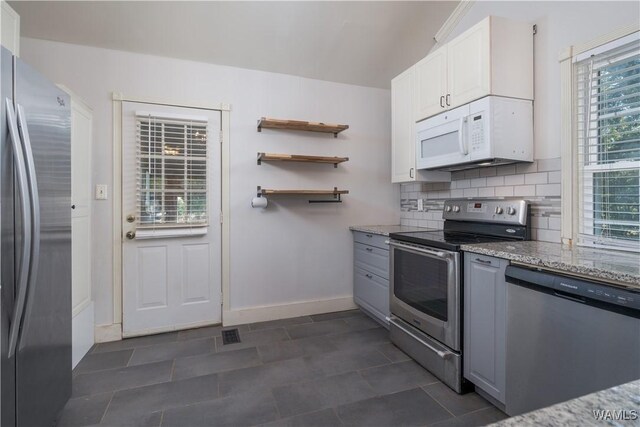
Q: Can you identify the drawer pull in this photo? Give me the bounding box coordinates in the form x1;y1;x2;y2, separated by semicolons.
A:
366;234;373;238
475;258;492;265
365;247;373;252
365;273;373;279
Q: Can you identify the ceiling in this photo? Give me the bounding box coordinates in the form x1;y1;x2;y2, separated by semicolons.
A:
9;1;458;89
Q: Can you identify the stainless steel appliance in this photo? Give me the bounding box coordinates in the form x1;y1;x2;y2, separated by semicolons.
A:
1;46;72;426
389;199;529;393
504;266;640;416
415;96;533;171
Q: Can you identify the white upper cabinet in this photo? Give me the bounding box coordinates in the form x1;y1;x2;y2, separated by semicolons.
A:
391;66;451;184
415;16;533;123
0;1;20;56
415;46;448;122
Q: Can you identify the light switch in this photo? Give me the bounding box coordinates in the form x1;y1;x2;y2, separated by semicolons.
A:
95;184;108;200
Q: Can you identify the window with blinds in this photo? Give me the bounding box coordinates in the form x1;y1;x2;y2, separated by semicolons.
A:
136;114;208;228
575;33;640;252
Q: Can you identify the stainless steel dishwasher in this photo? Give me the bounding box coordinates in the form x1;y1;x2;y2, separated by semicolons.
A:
504;265;640;416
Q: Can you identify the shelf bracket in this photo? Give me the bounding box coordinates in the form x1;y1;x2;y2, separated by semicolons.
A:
257;119;262;133
257;153;262;165
256;186;263;197
308;187;342;203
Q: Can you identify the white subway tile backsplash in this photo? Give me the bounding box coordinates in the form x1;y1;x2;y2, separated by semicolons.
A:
478;187;495;197
496;164;516;175
516;161;537;174
548;216;562;230
464;169;480;179
532;216;549;229
536;183;561;196
536;229;561;243
463;188;479;197
504;174;525;186
495;186;514;197
399;157;561;243
548;171;561;184
471;178;487;188
486;176;505;186
514;185;536;196
479;167;497;177
537;157;562;172
525;172;548;185
455;179;471;189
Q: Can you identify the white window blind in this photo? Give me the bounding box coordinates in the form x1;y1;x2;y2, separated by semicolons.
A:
575;33;640;252
136;114;208;229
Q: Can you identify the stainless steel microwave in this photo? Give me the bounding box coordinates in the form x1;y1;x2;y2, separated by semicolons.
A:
416;96;533;171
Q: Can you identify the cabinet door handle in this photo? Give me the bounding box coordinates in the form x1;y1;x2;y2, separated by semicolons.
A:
365;247;373;252
365;273;373;279
366;234;373;238
440;95;445;108
446;94;451;106
475;258;492;265
409;168;414;179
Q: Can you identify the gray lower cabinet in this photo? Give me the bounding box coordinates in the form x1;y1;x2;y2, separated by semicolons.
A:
463;253;508;404
352;231;389;327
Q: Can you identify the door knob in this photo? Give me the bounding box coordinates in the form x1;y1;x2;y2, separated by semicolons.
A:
126;231;136;240
126;214;135;223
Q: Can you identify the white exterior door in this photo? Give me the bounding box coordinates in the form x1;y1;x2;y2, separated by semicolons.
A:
121;101;222;337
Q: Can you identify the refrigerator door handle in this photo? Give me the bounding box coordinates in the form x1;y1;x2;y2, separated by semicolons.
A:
16;104;41;351
5;98;32;358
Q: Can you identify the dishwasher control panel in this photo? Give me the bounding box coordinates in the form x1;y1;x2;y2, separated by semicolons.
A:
506;265;640;312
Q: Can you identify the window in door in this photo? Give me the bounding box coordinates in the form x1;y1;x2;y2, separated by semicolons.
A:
136;114;208;228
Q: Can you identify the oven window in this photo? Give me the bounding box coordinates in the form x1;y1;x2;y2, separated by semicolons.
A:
394;249;449;321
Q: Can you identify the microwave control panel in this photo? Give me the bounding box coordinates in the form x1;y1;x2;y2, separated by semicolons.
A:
470;114;485;151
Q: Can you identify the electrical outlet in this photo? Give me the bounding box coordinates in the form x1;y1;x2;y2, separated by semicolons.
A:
417;198;424;212
95;184;108;200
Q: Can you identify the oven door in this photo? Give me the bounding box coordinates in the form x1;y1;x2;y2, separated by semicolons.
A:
389;240;460;351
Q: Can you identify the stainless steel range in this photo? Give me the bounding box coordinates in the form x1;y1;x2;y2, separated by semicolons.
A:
388;199;530;393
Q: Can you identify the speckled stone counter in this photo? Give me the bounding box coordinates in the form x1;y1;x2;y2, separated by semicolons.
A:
461;241;640;289
349;225;432;236
490;379;640;427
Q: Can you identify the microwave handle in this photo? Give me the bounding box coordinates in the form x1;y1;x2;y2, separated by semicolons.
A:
458;117;468;155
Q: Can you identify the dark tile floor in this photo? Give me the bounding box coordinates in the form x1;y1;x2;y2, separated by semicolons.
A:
57;310;508;427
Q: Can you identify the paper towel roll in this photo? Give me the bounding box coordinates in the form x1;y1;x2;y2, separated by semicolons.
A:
251;196;268;208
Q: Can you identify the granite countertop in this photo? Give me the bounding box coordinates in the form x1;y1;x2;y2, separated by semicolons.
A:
461;241;640;289
490;379;640;427
349;225;433;236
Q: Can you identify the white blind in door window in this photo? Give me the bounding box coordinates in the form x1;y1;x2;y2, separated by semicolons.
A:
575;33;640;252
136;114;208;228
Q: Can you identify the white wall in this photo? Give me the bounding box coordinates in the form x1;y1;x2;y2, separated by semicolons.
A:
20;38;398;327
444;1;640;161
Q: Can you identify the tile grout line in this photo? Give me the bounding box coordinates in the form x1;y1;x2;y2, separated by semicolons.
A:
98;391;116;424
420;386;457;420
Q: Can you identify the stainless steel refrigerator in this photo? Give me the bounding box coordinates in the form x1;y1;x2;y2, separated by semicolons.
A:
1;46;71;426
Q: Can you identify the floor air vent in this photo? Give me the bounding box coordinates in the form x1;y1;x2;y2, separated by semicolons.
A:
221;329;241;345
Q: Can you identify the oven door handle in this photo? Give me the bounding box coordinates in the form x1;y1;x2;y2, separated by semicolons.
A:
389;317;452;359
388;240;448;258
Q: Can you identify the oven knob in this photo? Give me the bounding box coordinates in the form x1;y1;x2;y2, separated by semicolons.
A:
445;206;452;212
452;206;460;213
508;207;517;216
495;206;504;214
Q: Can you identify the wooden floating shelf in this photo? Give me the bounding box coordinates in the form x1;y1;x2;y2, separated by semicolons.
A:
257;152;349;167
257;117;349;137
256;186;348;203
259;189;349;196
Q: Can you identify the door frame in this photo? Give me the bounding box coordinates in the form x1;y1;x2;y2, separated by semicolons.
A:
111;92;231;338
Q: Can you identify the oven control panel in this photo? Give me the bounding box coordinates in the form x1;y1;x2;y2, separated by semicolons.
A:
443;199;528;226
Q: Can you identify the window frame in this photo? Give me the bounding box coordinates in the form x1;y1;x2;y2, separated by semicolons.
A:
560;25;640;251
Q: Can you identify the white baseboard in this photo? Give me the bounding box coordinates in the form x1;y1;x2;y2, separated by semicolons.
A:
72;302;95;368
94;323;122;343
223;296;357;326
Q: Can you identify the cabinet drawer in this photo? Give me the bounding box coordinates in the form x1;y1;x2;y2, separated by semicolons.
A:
354;243;389;280
467;253;500;269
354;267;390;323
353;231;389;250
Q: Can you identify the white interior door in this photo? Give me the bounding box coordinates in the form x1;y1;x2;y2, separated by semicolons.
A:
121;101;221;337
